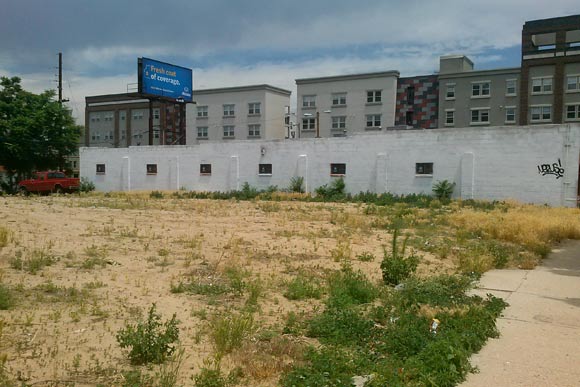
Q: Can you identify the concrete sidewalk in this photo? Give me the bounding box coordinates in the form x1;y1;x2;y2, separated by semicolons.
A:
459;240;580;387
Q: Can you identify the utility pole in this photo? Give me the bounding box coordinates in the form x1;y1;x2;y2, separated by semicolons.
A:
58;52;63;104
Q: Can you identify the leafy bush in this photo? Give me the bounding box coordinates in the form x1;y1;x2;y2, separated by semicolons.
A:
116;304;179;365
380;229;421;286
79;177;95;193
432;179;456;201
150;190;164;199
288;176;305;193
315;178;346;200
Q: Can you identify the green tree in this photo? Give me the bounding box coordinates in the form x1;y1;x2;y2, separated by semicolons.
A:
0;76;81;179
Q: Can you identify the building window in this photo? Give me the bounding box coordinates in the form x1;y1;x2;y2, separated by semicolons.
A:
332;116;346;129
366;114;381;128
405;111;413;126
197;126;208;139
406;86;415;105
565;104;580;121
153;109;160;119
258;164;272;175
197;106;208;118
445;110;454;126
472;82;490;97
530;105;552;122
223;104;235;117
153;129;160;139
415;162;433;175
566;75;580;92
532;77;553;94
132;111;144;120
445;84;455;100
120;112;126;120
146;164;157;175
302;95;316;108
367;90;382;103
248;102;261;115
200;164;212;175
223;126;235;138
96;164;106;174
506;79;517;96
470;108;490;125
302;118;315;130
505;107;516;123
330;163;346;176
332;93;346;106
248;124;261;137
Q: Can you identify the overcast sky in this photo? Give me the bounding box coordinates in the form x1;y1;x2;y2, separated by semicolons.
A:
1;0;578;123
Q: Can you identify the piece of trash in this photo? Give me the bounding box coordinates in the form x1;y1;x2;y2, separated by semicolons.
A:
352;374;375;387
394;283;405;291
430;318;440;334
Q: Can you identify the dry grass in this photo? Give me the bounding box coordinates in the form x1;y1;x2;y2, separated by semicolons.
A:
449;204;580;257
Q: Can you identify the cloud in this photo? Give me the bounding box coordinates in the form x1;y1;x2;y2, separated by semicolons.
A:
2;0;579;126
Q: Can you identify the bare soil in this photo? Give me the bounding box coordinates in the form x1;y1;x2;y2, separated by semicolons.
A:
0;195;451;386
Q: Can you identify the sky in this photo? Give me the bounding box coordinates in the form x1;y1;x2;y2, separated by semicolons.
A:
1;0;578;124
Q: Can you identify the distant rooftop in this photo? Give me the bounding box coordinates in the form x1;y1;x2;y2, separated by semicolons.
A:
193;84;291;96
296;70;400;85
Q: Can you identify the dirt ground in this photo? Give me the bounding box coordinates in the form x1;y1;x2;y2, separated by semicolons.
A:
0;194;451;386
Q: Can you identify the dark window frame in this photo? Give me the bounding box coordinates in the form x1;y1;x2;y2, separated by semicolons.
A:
146;164;158;175
96;164;106;174
258;163;272;175
415;162;433;176
330;163;346;176
200;164;212;175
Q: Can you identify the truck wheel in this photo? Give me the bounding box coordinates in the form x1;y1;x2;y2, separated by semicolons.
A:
54;186;64;194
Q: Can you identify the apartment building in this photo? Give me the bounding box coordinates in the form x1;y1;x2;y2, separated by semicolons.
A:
85;93;187;147
295;71;399;138
438;56;521;128
520;15;580;125
437;14;580;128
190;85;291;143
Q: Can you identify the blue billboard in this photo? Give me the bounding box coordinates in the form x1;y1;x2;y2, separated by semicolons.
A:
138;57;193;102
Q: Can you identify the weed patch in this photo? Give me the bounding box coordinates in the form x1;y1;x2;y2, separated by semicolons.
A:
9;249;58;274
281;272;507;387
117;304;180;365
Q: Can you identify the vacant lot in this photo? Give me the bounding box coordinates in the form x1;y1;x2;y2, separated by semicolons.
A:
1;193;579;386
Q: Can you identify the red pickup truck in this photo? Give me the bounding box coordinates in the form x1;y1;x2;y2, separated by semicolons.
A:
18;171;80;194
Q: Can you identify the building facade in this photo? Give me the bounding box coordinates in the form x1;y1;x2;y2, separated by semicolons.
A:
438;56;521;128
85;94;188;148
295;71;399;138
437;15;580;129
189;85;291;143
520;15;580;125
395;75;439;129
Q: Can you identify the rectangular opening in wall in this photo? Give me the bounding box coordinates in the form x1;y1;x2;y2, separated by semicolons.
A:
258;163;272;175
96;164;106;175
415;162;433;176
200;164;212;175
330;163;346;176
146;164;158;175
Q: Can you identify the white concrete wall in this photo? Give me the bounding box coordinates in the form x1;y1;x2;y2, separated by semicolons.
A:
80;124;580;207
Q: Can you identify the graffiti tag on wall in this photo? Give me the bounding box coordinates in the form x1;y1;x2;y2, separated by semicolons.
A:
537;159;564;179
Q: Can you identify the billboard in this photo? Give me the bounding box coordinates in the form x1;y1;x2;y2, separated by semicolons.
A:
138;57;193;102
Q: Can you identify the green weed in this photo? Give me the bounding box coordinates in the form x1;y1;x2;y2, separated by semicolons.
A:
116;303;180;365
